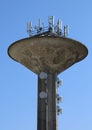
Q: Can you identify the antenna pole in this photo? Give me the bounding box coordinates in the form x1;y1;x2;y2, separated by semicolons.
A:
48;16;55;32
64;25;69;37
27;22;32;37
57;19;62;35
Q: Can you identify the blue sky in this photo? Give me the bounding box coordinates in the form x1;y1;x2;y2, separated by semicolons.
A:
0;0;91;130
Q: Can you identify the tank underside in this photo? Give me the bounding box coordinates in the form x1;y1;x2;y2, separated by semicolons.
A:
8;36;88;74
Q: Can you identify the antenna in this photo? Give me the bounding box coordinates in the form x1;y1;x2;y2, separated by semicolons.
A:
27;22;32;36
38;18;41;27
56;78;62;87
35;19;43;34
57;106;62;115
48;16;55;32
57;19;62;35
39;72;47;79
57;95;62;103
64;25;69;37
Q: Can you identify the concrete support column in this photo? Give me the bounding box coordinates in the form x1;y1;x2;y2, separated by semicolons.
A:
37;73;57;130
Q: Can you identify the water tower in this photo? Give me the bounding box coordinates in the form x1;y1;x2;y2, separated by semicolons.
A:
8;16;88;130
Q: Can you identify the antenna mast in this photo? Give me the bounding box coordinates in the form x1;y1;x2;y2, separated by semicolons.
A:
48;16;55;32
27;22;32;37
27;16;69;37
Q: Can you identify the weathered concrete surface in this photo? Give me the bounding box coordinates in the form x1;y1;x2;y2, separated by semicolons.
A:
8;36;88;74
37;74;57;130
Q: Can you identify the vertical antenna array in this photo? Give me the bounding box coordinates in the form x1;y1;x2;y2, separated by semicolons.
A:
27;22;32;37
57;19;62;36
48;16;55;32
35;19;43;34
27;16;69;37
64;25;69;37
56;77;62;115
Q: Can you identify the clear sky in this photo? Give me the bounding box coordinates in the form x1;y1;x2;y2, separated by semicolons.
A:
0;0;91;130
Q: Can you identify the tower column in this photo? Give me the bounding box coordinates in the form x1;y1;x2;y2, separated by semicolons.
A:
37;73;58;130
